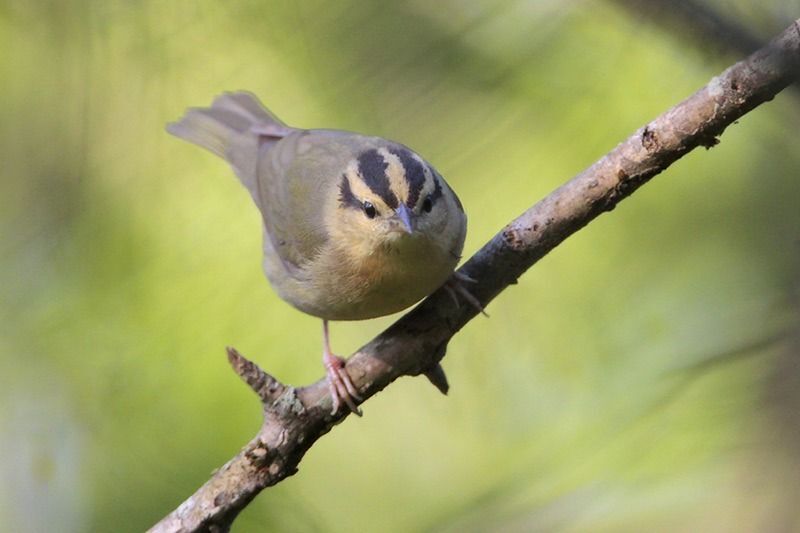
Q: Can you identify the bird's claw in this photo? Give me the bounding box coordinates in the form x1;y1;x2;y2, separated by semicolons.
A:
452;271;477;284
444;272;488;317
324;353;363;416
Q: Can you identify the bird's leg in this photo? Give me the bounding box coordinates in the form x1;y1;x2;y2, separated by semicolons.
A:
322;320;363;416
444;271;488;316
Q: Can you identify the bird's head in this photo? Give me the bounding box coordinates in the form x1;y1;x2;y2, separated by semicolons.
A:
332;144;464;257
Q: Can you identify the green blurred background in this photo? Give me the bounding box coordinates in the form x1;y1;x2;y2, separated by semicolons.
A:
2;1;799;531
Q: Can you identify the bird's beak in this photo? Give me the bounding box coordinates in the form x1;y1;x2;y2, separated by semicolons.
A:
395;204;414;233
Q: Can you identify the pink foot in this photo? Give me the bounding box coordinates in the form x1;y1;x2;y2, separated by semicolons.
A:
323;352;363;416
444;271;488;316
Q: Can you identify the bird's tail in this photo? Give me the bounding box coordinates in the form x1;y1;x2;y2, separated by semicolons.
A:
167;92;294;205
166;91;289;158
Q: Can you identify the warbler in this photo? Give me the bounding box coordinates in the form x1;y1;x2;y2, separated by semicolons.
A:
168;92;469;414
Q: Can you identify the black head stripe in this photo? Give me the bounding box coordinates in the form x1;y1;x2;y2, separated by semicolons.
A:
389;147;426;208
338;174;361;210
357;149;398;209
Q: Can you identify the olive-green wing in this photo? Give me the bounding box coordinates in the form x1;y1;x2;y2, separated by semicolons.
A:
255;130;366;275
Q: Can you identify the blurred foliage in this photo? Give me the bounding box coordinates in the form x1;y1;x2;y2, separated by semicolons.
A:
2;1;799;531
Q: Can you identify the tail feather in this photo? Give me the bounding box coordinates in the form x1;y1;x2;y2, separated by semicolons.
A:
166;91;286;158
210;92;287;128
167;92;291;200
166;107;243;158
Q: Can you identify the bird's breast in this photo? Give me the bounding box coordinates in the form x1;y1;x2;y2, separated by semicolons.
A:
292;235;457;321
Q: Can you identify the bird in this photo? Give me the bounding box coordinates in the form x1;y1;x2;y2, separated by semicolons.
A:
167;91;474;415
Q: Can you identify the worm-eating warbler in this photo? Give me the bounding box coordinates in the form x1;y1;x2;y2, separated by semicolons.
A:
168;92;468;414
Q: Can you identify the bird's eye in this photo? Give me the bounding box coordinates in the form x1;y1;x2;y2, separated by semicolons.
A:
363;201;377;219
422;196;433;213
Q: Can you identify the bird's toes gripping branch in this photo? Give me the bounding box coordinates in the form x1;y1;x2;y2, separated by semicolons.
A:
323;352;363;416
444;271;488;317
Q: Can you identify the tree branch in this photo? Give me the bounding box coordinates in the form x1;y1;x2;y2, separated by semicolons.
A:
150;19;800;533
